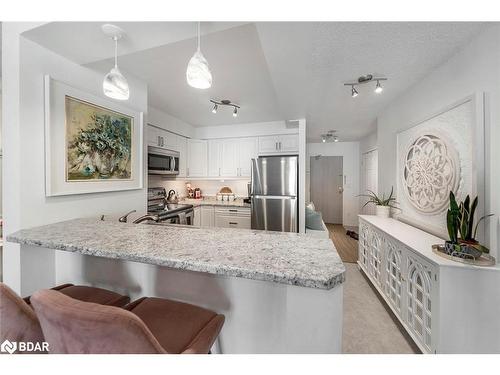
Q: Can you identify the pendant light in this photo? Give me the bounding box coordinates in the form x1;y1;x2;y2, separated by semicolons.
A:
102;24;130;100
186;22;212;89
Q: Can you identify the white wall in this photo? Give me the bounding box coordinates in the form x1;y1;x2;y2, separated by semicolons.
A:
148;106;195;138
2;25;149;293
377;24;500;259
307;142;360;227
194;120;298;139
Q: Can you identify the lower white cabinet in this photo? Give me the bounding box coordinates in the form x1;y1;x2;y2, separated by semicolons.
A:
359;217;437;353
200;206;215;228
214;207;251;229
358;215;500;354
193;206;201;227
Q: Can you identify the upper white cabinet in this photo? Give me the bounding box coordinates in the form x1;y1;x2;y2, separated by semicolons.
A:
258;134;299;155
187;139;208;177
238;138;258;177
207;138;256;178
177;136;188;177
147;124;178;150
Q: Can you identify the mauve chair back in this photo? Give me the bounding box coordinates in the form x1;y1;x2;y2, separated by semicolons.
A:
0;282;46;353
31;289;167;354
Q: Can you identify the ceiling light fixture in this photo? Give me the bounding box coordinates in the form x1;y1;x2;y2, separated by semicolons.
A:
320;130;339;143
102;24;130;101
344;74;387;98
186;22;212;89
210;99;240;117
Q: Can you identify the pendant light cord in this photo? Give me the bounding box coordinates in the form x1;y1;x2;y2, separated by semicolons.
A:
197;21;201;52
114;37;118;68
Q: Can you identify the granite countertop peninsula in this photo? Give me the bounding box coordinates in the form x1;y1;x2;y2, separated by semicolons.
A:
7;217;345;290
180;196;250;208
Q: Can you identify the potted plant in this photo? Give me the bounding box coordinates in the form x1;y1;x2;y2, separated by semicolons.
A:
359;187;398;218
445;191;493;258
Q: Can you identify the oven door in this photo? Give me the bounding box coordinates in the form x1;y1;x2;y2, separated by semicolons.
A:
148;146;179;175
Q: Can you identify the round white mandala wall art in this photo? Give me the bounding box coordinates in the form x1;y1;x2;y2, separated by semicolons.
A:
403;134;459;214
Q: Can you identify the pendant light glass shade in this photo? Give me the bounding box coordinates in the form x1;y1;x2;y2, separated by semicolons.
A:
103;34;130;101
186;22;212;89
103;67;130;100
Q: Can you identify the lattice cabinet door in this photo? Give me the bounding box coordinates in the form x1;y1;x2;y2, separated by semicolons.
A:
368;229;383;287
384;239;404;316
404;251;437;353
358;222;370;270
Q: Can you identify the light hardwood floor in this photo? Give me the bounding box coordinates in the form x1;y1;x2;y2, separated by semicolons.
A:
326;223;358;263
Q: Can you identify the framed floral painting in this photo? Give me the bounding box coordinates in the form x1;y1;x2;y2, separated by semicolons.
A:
45;76;143;196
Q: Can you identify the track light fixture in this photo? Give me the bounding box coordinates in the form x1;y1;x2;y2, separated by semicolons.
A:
320;130;339;143
210;99;240;116
351;85;359;98
344;74;387;98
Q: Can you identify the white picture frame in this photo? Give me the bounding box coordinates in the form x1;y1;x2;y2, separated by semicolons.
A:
44;75;144;196
396;93;485;239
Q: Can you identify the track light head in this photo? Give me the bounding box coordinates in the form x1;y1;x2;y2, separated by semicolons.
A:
212;104;218;114
375;80;383;94
334;136;339;142
351;85;359;98
233;107;238;117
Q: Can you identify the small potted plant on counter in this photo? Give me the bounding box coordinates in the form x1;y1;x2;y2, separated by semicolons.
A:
359;187;398;218
445;191;493;258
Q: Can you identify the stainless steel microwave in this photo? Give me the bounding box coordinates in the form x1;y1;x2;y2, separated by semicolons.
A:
148;146;179;175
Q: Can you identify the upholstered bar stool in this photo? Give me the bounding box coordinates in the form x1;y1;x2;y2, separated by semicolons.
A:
0;282;130;354
31;290;225;354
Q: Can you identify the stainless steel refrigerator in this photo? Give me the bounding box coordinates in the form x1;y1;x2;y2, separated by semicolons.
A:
250;156;298;232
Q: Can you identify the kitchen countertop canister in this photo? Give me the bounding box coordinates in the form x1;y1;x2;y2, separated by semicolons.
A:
7;217;345;290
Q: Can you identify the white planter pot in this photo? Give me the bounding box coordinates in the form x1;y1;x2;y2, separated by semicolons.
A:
375;206;390;218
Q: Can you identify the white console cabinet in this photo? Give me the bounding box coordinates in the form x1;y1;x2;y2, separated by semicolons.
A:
358;215;500;354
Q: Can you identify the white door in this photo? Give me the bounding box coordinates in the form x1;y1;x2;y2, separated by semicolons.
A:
220;139;239;176
187;139;208;177
208;140;221;177
310;156;343;224
237;138;257;177
279;134;299;153
361;149;378;215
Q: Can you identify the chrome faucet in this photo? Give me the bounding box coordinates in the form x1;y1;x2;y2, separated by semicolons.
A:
132;214;160;224
119;210;137;223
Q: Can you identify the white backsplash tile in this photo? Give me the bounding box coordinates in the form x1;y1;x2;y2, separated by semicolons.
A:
148;176;250;198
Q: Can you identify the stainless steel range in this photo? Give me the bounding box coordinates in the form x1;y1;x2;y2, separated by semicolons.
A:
147;187;194;225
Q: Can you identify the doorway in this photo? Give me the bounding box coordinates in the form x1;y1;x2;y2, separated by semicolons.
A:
361;149;378;215
310;156;343;224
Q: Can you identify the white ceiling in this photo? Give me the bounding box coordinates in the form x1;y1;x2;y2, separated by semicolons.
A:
23;22;489;141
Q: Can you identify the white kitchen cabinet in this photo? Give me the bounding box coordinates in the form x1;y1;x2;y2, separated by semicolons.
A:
177;136;187;177
237;138;257;177
193;206;201;227
258;134;299;155
207;138;254;178
214;207;251;229
147;124;179;151
200;206;215;228
187;139;208;177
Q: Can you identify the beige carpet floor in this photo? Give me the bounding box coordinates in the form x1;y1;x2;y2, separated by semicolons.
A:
342;263;420;354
